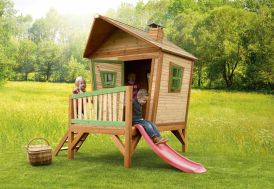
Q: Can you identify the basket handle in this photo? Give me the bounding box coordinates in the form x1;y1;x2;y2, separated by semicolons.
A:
27;138;50;148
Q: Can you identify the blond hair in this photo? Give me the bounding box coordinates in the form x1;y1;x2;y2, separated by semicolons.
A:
137;89;148;99
75;76;85;86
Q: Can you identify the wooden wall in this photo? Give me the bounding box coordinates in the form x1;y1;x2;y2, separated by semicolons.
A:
91;29;157;59
146;57;159;121
94;63;122;90
155;53;192;124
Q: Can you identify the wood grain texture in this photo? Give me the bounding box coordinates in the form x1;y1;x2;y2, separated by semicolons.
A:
118;92;124;121
103;94;107;121
113;93;117;121
124;86;133;168
93;96;98;120
94;63;122;90
156;53;192;124
94;29;153;53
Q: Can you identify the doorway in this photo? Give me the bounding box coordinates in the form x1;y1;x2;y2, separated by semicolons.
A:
124;59;152;117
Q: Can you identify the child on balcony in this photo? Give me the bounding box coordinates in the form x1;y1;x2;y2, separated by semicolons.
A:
126;73;139;100
133;89;168;144
73;76;86;94
72;76;87;117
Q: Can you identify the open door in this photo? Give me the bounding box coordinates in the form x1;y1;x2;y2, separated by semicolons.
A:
91;59;124;90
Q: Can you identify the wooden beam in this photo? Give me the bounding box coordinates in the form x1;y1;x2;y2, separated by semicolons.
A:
157;124;185;132
113;93;117;121
145;58;155;120
53;130;69;156
93;96;98;120
71;119;125;127
91;59;123;64
91;61;97;90
92;47;159;59
67;129;75;159
183;61;194;152
182;129;187;152
70;132;85;150
75;133;89;152
112;135;125;156
124;86;133;168
90;62;93;91
103;94;107;121
71;86;126;99
117;54;158;61
131;135;141;156
118;92;124;121
156;121;185;127
67;96;74;159
152;52;164;122
171;130;186;145
70;125;125;135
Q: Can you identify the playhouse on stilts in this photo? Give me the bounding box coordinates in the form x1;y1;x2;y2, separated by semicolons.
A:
54;15;197;169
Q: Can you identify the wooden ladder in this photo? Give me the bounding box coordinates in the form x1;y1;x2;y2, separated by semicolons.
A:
54;131;89;156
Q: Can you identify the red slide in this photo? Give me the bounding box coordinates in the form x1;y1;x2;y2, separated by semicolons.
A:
135;124;207;173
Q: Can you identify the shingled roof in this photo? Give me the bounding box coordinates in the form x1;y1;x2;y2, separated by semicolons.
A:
84;15;197;60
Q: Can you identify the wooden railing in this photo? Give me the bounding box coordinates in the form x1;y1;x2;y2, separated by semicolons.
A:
70;86;131;127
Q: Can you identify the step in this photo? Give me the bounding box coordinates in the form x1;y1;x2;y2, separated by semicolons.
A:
61;147;68;150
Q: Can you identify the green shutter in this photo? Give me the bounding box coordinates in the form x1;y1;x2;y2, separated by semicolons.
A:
100;71;117;88
169;63;184;93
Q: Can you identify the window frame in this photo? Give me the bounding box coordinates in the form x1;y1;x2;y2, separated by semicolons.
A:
100;71;117;88
168;62;184;93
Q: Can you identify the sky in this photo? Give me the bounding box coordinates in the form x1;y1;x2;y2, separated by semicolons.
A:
13;0;139;19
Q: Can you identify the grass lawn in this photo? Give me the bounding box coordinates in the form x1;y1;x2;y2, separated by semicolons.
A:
0;81;273;189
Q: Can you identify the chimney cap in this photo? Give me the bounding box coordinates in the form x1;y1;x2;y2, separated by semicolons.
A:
147;22;164;29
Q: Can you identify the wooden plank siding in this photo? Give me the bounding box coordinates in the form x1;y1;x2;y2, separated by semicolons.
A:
94;63;122;90
155;53;192;124
146;57;159;121
91;29;155;59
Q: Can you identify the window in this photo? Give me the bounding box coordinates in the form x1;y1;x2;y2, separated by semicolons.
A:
100;71;117;88
169;63;183;93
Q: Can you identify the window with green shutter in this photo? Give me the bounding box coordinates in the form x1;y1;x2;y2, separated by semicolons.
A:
100;71;117;88
169;63;184;93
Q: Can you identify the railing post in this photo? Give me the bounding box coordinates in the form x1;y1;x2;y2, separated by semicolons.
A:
68;96;75;159
68;96;73;121
124;86;133;168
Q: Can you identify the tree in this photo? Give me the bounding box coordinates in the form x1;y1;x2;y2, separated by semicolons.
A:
193;6;254;88
15;15;33;40
166;10;205;86
29;9;67;44
64;56;89;82
243;6;274;90
35;41;60;81
14;39;37;80
0;0;16;83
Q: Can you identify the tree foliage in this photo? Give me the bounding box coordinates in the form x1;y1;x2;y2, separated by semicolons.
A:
0;1;90;84
108;0;273;91
0;0;273;91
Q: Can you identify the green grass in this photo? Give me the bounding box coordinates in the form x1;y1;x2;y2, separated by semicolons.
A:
0;81;273;189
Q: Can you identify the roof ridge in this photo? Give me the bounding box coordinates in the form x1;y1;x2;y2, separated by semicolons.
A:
84;15;197;60
99;15;147;33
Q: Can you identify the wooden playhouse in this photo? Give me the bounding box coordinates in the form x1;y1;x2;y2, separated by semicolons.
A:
54;15;197;168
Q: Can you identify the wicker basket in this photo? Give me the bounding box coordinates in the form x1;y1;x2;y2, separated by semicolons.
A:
27;138;52;166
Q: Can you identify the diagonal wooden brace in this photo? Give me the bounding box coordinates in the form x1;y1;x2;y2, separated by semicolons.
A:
172;129;187;152
131;134;141;156
69;132;85;150
112;135;125;156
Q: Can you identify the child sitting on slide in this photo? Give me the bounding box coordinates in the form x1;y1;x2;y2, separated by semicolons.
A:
73;76;86;94
132;89;168;144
